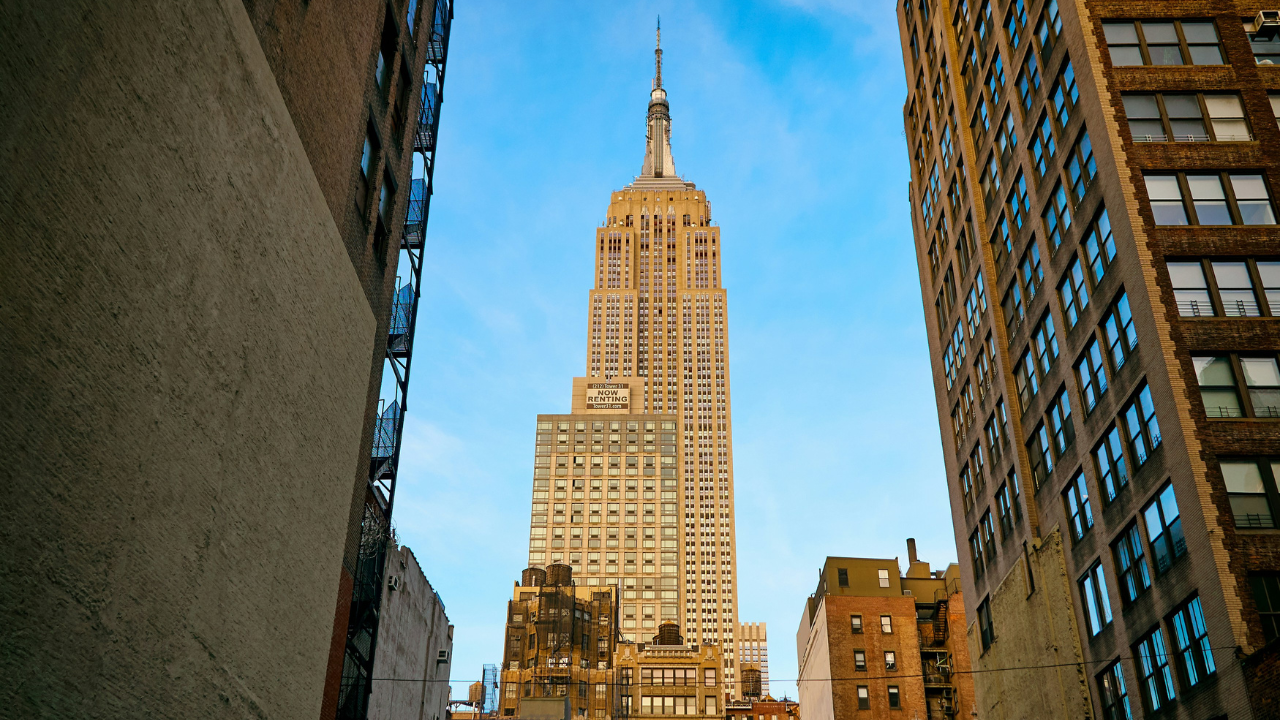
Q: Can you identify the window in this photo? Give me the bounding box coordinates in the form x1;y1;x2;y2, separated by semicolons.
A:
1093;426;1128;502
985;407;1005;464
960;463;975;512
854;650;867;671
1144;483;1186;575
1103;20;1223;66
969;527;986;578
838;568;849;587
1066;132;1096;202
1027;423;1054;488
1167;261;1214;317
1136;626;1176;712
977;597;995;651
992;215;1012;264
1113;522;1151;605
1222;459;1280;528
704;668;716;687
888;685;900;708
884;651;897;671
1144;172;1278;226
1003;281;1024;335
1121;383;1161;466
1064;471;1093;542
1194;355;1241;417
1014;351;1038;409
856;686;870;710
1102;292;1137;369
357;125;379;214
1123;93;1250;143
1191;354;1280;419
1097;661;1133;720
1079;561;1113;636
1076;339;1108;413
1035;0;1061;57
1247;18;1280;64
1050;62;1078;128
1214;261;1262;316
1252;574;1280;643
1082;209;1117;284
995;482;1014;538
1031;314;1059;376
1010;173;1030;231
995;110;1017;164
1047;390;1074;457
1020;242;1044;299
1043;182;1072;250
1030;114;1056;177
878;568;891;588
850;614;863;633
1017;54;1040;114
880;615;893;633
980;510;997;561
1272;94;1280;128
1170;596;1216;688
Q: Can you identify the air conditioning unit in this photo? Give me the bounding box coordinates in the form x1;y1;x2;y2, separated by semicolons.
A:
1257;10;1280;39
388;575;402;591
437;649;451;663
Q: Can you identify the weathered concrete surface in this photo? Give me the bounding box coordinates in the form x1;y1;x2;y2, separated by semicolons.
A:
0;0;376;717
369;544;453;720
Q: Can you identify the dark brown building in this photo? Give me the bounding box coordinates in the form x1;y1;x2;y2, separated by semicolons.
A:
898;1;1280;718
0;0;450;718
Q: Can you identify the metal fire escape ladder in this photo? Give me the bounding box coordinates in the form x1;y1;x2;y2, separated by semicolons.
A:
337;2;452;719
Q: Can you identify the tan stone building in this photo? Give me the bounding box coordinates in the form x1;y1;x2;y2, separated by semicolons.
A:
898;0;1280;717
498;566;619;719
795;542;974;720
524;27;744;691
613;623;726;718
737;623;770;697
725;696;799;720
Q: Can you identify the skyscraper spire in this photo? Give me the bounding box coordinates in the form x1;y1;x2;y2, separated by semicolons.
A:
655;17;662;89
640;19;677;182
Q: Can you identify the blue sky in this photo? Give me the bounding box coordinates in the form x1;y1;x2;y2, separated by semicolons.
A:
391;0;954;702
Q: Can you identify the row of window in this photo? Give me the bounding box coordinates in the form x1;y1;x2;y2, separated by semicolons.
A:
1169;258;1280;318
1145;172;1277;226
851;649;898;672
1105;17;1280;68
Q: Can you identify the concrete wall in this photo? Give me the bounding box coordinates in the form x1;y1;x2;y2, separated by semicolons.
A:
967;531;1092;720
795;599;832;720
370;544;453;720
0;0;376;717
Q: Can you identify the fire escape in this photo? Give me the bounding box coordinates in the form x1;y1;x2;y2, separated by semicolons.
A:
336;0;452;717
920;598;957;719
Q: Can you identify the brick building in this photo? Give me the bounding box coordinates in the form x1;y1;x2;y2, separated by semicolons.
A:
794;542;974;720
1;0;450;717
725;696;799;720
498;565;621;720
897;0;1280;717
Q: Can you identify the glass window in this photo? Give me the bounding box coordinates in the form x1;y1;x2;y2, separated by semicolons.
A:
888;685;900;708
1064;471;1093;542
1168;261;1214;317
1121;383;1161;465
1060;258;1089;328
1145;174;1188;225
885;650;897;671
1252;573;1280;643
1206;94;1250;140
1170;596;1216;688
850;614;862;633
1047;390;1074;457
1028;423;1054;488
1183;21;1224;64
1113;523;1151;604
1044;182;1072;250
854;650;866;671
1136;627;1176;712
1188;174;1231;224
1083;209;1116;284
856;686;869;710
1094;426;1128;501
1244;357;1280;417
1032;314;1059;376
978;598;995;651
1076;339;1108;413
1259;261;1280;314
1163;94;1206;140
1098;661;1133;720
1213;261;1260;316
1144;22;1183;65
1222;460;1276;528
1123;94;1164;141
1103;292;1138;369
1103;22;1142;65
1232;174;1278;225
1193;356;1242;418
881;615;893;633
1079;560;1113;635
1144;483;1186;575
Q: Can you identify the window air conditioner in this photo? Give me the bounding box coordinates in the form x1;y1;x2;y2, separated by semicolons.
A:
388;575;401;591
1256;10;1280;39
437;649;451;663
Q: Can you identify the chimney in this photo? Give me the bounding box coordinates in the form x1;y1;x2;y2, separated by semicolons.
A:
907;538;918;564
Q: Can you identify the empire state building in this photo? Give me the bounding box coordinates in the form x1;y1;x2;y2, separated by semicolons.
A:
524;27;745;693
